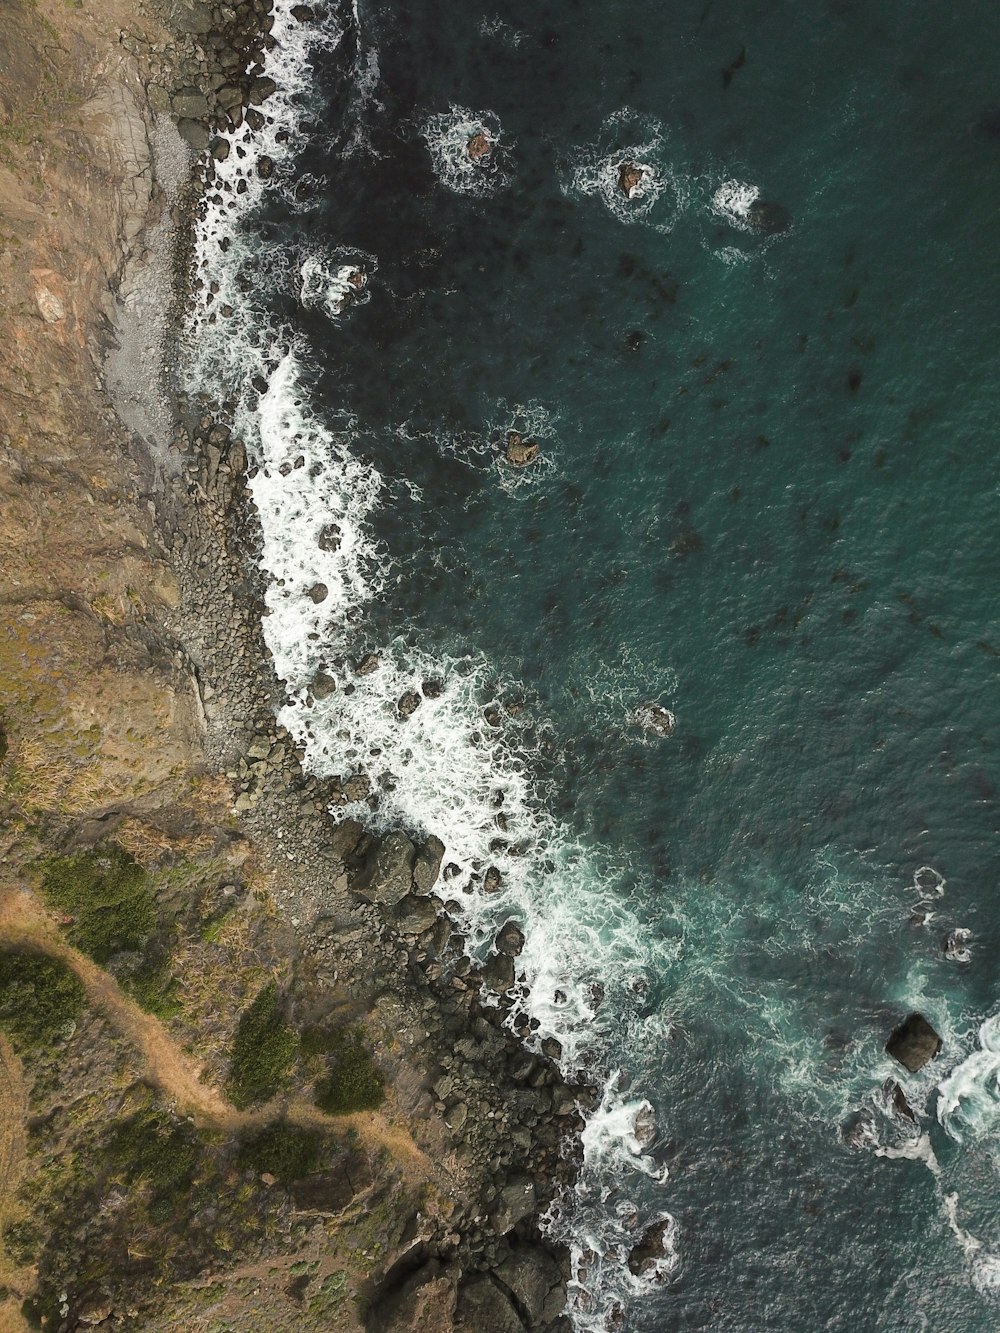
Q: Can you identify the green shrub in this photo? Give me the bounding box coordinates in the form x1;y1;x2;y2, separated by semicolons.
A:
122;961;181;1019
40;848;156;963
226;981;297;1110
104;1108;200;1210
312;1026;384;1115
236;1122;321;1183
0;952;84;1050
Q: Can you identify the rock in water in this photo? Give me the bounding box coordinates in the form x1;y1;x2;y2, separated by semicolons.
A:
634;703;676;737
885;1013;942;1072
745;198;792;234
618;160;647;197
627;1218;675;1277
467;130;492;161
881;1078;916;1123
504;430;539;467
943;927;972;962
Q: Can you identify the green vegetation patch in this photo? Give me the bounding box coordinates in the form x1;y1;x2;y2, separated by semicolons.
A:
309;1025;384;1115
104;1107;201;1222
0;951;84;1050
40;847;156;963
226;981;297;1109
236;1122;322;1183
121;960;182;1019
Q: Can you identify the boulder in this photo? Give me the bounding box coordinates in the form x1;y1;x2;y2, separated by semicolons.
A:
353;832;417;908
311;669;337;700
398;690;421;718
627;1218;675;1277
355;652;381;675
489;1173;536;1234
413;836;445;894
480;951;516;995
943;928;972;962
467;131;492;161
171;88;210;120
504;430;539;467
885;1013;942;1072
318;522;341;551
367;1259;459;1333
496;920;525;956
249;75;277;104
395;894;438;934
308;582;328;603
634;703;675;737
177;119;210;151
745;199;792;234
618;160;646;197
421;677;444;698
455;1275;522;1333
881;1078;915;1123
483;865;503;893
493;1245;566;1326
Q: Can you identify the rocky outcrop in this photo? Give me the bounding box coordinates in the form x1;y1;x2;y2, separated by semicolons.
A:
618;160;647;197
885;1013;942;1072
467;131;492;162
504;431;540;467
634;703;675;737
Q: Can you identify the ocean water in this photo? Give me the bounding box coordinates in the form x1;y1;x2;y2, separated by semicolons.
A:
182;0;1000;1327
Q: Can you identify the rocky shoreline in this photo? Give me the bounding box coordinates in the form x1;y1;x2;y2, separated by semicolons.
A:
0;0;589;1328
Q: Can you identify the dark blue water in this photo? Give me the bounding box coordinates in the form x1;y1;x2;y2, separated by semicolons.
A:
212;0;1000;1326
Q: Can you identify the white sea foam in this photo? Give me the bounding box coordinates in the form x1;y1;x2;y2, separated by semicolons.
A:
710;178;760;229
564;110;688;231
300;248;376;321
421;104;510;196
936;1013;1000;1144
181;7;678;1329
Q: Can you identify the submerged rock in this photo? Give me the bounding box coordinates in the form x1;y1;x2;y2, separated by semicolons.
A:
618;160;647;198
398;690;421;718
943;927;972;962
634;703;676;737
504;430;540;467
885;1012;942;1072
881;1078;916;1123
745;198;792;234
840;1106;878;1149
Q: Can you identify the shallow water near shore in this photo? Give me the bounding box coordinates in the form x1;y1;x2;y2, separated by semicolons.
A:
185;0;1000;1327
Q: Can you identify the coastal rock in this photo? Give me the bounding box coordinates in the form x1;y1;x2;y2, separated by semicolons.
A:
943;927;972;962
308;582;328;603
627;1218;675;1277
318;522;341;551
480;951;516;995
467;131;492;161
618;160;647;197
354;831;417;908
177;119;210;151
311;668;337;700
367;1259;459;1333
355;651;381;675
249;75;277;104
398;690;421;718
489;1173;536;1234
395;894;439;934
504;430;540;467
841;1107;878;1149
496;920;525;956
171;88;210;120
421;677;444;698
412;835;445;893
455;1275;522;1333
745;199;792;234
483;865;503;893
885;1013;942;1072
881;1078;916;1123
493;1246;567;1326
634;703;675;737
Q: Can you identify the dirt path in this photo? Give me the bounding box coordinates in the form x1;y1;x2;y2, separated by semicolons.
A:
0;1032;31;1333
0;885;431;1179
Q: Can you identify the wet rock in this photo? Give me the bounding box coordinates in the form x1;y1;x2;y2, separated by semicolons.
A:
311;669;337;700
318;522;341;551
257;154;275;180
291;2;319;19
840;1106;877;1149
249;75;277;104
210;137;231;161
496;920;525;956
627;1218;675;1277
398;690;421;718
413;836;445;894
480;951;516;995
881;1078;916;1123
308;582;328;603
492;1245;566;1327
885;1013;942;1072
914;865;945;895
467;130;492;161
355;652;381;675
745;199;792;234
177;119;210;151
618;160;646;197
172;88;210;120
634;703;675;736
483;866;503;893
943;927;972;962
504;430;539;467
489;1173;536;1234
354;831;417;908
421;677;444;698
632;1103;656;1148
343;772;371;802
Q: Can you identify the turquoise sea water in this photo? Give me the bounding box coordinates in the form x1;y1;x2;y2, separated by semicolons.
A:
195;0;1000;1326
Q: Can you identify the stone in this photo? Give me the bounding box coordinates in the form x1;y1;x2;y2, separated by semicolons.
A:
413;836;445;893
627;1218;675;1277
467;131;492;161
422;677;444;698
444;1100;468;1132
355;651;380;675
504;430;539;467
318;522;341;551
634;703;675;736
885;1013;942;1072
395;894;439;934
308;582;328;603
618;160;646;197
353;831;417;908
480;951;516;995
493;1245;566;1326
172;88;210;120
367;1259;458;1333
943;928;972;962
257;154;275;179
483;865;502;893
77;1299;112;1326
311;669;337;700
881;1078;915;1123
489;1173;536;1234
496;920;525;956
745;198;792;234
398;690;421;717
210;137;230;161
249;75;278;104
177;119;210;151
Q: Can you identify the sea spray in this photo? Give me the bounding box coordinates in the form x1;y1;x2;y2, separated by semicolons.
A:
181;2;678;1327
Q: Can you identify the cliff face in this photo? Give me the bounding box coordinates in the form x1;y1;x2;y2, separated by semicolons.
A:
0;4;579;1329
